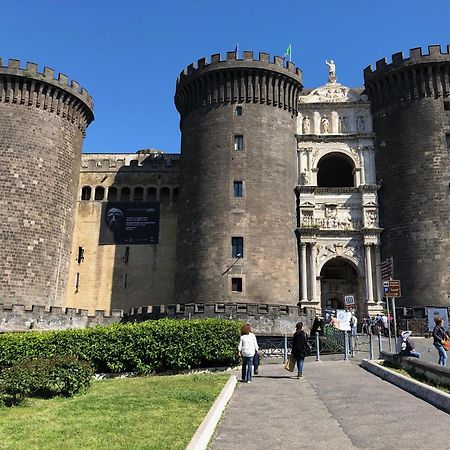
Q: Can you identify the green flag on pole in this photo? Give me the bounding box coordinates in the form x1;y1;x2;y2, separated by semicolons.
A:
283;44;292;62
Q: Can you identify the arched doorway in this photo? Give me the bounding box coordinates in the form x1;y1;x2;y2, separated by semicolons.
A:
320;257;361;319
317;152;355;187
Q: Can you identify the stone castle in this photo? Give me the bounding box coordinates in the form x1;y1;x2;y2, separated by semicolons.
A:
0;45;449;332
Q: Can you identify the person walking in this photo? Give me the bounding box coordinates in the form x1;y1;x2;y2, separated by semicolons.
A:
291;322;309;379
432;317;449;366
238;323;259;383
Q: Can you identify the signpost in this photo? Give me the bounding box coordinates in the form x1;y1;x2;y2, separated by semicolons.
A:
381;257;394;281
383;278;401;352
344;294;355;307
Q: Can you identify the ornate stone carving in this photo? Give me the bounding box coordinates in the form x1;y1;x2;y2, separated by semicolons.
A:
298;84;364;104
339;116;347;133
317;242;363;266
326;59;336;84
356;115;365;132
321;116;330;133
364;210;377;227
302;116;310;134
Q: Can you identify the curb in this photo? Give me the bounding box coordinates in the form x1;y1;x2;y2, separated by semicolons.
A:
361;359;450;414
186;374;237;450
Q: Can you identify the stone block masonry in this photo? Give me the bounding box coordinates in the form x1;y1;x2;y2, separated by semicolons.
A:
0;59;94;307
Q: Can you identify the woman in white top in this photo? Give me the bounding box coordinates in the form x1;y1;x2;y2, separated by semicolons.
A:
238;323;259;383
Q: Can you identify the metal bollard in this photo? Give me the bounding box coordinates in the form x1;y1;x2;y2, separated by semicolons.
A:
369;333;373;360
315;332;321;361
344;332;349;360
283;334;288;363
377;333;382;358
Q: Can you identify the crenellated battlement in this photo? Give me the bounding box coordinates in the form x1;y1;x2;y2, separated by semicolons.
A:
0;58;94;131
364;44;450;110
0;303;123;332
175;50;303;120
364;45;450;78
177;51;302;84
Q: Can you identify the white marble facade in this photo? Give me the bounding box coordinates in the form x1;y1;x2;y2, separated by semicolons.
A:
296;66;382;317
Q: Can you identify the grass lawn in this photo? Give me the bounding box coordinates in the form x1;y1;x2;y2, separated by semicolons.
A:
380;362;450;394
0;373;229;450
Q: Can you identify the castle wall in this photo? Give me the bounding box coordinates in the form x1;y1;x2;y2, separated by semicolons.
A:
365;46;450;307
65;152;179;314
174;52;302;305
0;60;93;307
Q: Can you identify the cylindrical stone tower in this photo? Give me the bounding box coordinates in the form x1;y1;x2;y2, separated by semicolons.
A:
364;45;450;307
0;59;94;307
174;51;302;305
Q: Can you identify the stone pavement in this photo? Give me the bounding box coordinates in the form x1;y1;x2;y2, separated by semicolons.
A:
210;358;450;450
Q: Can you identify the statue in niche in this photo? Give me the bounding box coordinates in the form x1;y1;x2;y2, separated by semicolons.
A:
365;210;377;227
356;115;365;132
339;116;347;133
301;170;310;185
326;59;336;84
302;116;310;134
321;115;330;134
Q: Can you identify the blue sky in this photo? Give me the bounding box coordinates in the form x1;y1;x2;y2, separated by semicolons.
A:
1;0;449;154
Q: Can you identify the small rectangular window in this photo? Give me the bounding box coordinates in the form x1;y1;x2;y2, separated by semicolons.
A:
75;272;80;292
233;181;243;197
231;277;243;292
235;106;243;116
232;237;244;258
446;134;450;148
77;246;84;264
123;273;128;288
123;247;130;264
444;102;450;111
234;135;244;150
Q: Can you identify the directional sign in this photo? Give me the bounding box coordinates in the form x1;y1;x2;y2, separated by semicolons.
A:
384;280;401;298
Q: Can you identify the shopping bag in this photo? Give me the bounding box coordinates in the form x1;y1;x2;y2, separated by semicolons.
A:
284;354;296;372
443;339;450;351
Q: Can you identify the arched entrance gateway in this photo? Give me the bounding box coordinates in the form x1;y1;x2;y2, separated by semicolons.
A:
320;257;361;317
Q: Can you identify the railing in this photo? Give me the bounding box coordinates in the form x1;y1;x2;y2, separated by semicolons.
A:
257;329;376;362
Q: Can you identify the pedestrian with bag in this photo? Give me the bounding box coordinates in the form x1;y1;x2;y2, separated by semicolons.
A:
432;317;449;366
238;323;259;383
291;322;310;379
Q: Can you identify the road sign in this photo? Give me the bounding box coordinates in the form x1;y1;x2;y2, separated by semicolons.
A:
344;294;355;306
381;257;394;281
384;279;401;297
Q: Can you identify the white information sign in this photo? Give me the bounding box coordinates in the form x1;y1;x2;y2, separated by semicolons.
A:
427;307;449;332
344;295;355;306
336;309;352;331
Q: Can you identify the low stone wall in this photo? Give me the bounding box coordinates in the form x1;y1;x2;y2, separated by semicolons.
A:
381;351;450;389
0;302;313;335
124;303;313;335
0;304;122;332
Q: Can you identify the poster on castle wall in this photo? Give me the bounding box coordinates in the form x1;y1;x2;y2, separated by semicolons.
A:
99;202;160;245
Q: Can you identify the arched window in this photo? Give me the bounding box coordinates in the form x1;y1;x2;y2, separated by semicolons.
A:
107;186;118;201
134;187;144;201
147;187;157;201
94;186;105;201
160;187;170;203
121;187;131;201
81;186;91;201
172;187;179;204
317;153;355;188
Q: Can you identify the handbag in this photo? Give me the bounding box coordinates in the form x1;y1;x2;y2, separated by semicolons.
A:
284;354;296;372
443;339;450;351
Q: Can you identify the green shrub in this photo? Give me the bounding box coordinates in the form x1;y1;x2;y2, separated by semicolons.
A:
0;355;93;405
0;319;242;374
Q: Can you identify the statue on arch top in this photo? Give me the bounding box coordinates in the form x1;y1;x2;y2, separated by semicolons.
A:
326;59;336;84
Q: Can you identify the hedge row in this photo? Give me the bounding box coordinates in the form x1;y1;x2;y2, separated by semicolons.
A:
0;355;93;404
0;319;242;373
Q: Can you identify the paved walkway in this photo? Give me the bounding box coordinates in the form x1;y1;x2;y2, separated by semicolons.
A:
210;358;450;450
